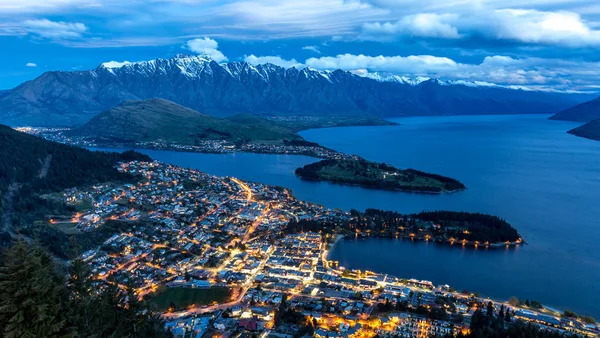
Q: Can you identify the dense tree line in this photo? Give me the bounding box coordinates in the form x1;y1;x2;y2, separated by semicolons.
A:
284;209;520;244
295;159;465;192
415;211;520;243
0;125;150;255
0;125;149;194
404;168;466;191
0;241;171;337
451;304;578;338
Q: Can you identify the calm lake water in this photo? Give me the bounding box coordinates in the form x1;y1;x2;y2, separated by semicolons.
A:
99;114;600;317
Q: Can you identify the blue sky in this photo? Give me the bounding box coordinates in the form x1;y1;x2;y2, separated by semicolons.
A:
1;0;600;91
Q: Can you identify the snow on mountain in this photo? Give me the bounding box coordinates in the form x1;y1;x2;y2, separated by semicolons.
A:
0;54;594;127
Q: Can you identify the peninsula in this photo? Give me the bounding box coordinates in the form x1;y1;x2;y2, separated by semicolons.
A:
568;119;600;141
295;158;466;193
5;127;596;338
26;98;395;159
286;209;522;247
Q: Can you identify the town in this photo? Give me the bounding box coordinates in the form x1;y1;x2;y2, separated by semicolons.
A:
15;127;359;160
50;159;599;338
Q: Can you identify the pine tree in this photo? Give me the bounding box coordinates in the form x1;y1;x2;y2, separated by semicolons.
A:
0;240;73;337
505;310;512;322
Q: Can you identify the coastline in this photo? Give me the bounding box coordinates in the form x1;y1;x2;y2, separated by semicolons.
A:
297;175;466;194
332;233;524;250
325;234;345;261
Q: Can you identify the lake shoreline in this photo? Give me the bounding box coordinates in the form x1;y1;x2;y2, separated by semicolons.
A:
89;114;600;318
297;175;467;194
331;234;525;253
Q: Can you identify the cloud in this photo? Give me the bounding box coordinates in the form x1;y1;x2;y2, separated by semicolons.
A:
361;8;600;47
245;55;303;68
0;0;100;13
362;13;461;39
185;37;228;62
25;62;37;67
303;52;600;90
487;9;600;46
306;53;458;74
302;45;321;54
21;19;87;39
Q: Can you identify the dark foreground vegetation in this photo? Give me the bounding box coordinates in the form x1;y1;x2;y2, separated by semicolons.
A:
295;159;465;193
285;209;521;244
0;125;150;257
454;305;578;338
0;241;171;338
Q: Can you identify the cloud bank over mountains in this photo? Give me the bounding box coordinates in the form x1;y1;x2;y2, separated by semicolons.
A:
1;0;599;90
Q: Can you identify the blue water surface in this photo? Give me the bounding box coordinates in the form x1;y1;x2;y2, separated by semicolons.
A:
97;114;600;317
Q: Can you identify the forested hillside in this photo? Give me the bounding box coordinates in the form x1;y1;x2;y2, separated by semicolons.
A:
0;125;150;256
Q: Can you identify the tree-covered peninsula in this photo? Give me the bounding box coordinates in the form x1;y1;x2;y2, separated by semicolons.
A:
295;159;465;193
285;209;522;246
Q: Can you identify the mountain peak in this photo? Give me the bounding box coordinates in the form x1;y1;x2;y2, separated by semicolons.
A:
1;54;594;127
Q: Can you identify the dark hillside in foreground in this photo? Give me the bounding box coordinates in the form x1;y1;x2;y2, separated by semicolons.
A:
0;125;149;193
0;125;149;256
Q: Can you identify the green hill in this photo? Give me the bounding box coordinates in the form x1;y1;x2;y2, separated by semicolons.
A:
568;120;600;141
68;98;303;145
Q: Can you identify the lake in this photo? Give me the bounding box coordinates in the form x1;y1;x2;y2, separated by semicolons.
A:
98;114;600;317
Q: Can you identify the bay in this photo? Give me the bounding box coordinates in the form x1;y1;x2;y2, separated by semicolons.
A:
97;114;600;317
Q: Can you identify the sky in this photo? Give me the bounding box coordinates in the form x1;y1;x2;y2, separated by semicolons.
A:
1;0;600;91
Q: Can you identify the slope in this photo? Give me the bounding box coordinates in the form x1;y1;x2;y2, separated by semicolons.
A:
0;55;594;127
68;98;303;145
0;125;150;256
567;120;600;141
549;96;600;122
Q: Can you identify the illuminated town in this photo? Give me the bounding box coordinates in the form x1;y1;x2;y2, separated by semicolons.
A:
15;127;359;160
52;160;599;338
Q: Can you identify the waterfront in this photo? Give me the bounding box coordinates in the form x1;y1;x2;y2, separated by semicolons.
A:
96;114;600;318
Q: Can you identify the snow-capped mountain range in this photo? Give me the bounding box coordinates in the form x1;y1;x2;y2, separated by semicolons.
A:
0;54;595;127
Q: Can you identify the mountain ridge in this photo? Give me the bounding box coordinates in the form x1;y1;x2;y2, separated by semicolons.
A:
549;96;600;122
68;98;303;145
567;119;600;141
0;54;595;127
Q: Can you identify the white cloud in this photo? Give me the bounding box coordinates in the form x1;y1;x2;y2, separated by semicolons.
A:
306;53;458;74
21;19;87;39
302;45;321;54
362;13;461;39
185;37;228;62
25;62;37;67
245;55;303;68
303;52;600;90
361;8;600;46
488;9;600;46
209;0;388;38
0;0;101;13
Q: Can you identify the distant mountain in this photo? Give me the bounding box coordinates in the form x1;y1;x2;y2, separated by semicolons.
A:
567;120;600;141
68;98;302;144
549;96;600;122
0;54;595;127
